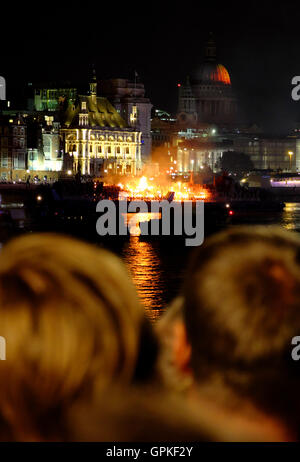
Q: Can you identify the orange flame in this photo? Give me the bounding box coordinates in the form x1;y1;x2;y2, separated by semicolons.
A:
112;175;209;202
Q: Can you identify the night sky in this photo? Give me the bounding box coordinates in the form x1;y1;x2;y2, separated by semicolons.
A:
1;1;300;134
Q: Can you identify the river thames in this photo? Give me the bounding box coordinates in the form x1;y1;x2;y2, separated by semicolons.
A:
109;203;300;320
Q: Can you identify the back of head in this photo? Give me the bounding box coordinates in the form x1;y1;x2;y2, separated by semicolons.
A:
183;226;300;434
0;233;153;440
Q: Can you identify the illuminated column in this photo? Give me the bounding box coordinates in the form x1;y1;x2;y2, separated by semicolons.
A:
81;129;87;175
132;160;136;175
183;150;189;172
177;149;183;172
135;132;142;172
86;130;92;175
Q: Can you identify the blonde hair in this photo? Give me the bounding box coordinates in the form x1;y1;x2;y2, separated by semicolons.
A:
0;233;144;440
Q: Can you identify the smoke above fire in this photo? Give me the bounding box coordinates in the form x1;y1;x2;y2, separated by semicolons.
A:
98;143;209;201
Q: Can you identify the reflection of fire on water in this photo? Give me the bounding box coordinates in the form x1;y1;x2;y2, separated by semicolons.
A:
116;176;209;201
121;238;165;320
122;212;162;236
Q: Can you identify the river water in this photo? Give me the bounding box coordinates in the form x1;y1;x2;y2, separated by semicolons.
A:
4;200;300;321
114;203;300;320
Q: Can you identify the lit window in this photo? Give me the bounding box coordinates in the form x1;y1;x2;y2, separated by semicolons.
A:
130;105;138;124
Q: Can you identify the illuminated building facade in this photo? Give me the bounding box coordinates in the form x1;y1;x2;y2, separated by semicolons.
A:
233;136;300;171
151;114;230;173
176;139;232;173
0;111;63;180
61;75;142;176
101;78;152;163
151;111;230;173
177;35;238;128
0;114;27;180
151;117;177;151
175;135;300;174
27;116;63;173
28;83;77;112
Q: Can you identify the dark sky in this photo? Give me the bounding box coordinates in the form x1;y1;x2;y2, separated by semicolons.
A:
1;0;300;134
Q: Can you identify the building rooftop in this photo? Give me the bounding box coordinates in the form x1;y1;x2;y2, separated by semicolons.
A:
62;95;128;129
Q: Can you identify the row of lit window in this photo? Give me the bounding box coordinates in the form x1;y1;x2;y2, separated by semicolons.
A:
89;136;134;142
68;144;132;155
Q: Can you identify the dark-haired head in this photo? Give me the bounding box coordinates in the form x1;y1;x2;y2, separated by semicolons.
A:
182;226;300;437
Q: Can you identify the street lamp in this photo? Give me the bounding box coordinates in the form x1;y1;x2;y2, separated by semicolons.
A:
288;151;294;171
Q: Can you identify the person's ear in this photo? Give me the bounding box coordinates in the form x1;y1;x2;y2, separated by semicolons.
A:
172;320;192;375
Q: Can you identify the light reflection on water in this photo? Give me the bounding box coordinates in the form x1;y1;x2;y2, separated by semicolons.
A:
121;236;191;321
120;212;191;320
280;203;300;232
4;204;300;321
121;237;165;320
120;204;300;319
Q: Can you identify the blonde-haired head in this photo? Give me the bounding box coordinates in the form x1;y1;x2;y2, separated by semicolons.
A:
0;233;144;440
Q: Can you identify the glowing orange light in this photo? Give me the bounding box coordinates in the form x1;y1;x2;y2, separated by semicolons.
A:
104;175;210;202
214;64;231;85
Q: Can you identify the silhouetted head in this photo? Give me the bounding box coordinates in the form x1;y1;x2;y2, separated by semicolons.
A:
0;233;157;440
181;226;300;436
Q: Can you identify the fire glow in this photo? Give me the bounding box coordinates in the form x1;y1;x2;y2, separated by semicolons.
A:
115;176;209;201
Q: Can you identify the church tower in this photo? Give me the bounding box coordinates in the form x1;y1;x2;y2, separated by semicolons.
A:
89;68;97;103
177;76;197;124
